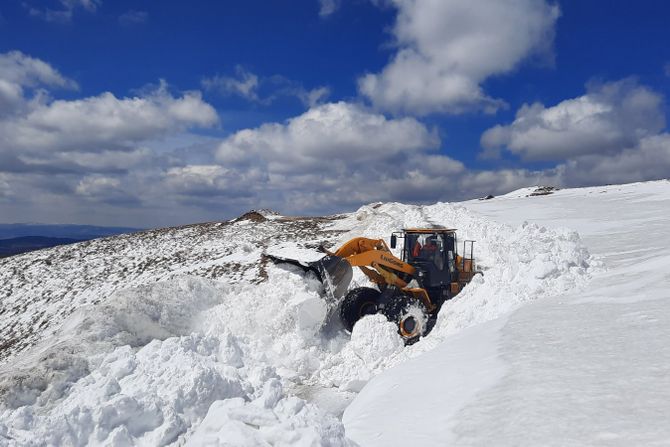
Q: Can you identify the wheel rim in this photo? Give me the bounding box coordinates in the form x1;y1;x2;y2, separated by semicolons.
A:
399;315;421;338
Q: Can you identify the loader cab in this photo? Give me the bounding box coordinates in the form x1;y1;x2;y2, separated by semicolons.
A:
391;228;458;290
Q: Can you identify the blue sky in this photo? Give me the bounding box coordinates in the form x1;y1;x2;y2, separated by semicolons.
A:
0;0;669;227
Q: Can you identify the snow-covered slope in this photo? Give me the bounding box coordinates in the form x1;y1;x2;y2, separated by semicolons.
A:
343;180;670;446
0;212;342;365
1;181;667;446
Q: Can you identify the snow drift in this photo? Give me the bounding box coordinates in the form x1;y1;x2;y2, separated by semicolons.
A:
343;181;670;447
0;199;595;445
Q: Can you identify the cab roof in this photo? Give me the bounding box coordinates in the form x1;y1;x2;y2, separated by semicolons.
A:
403;227;456;234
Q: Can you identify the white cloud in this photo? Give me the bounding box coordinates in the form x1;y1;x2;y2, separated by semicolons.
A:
0;51;218;184
161;101;550;213
0;51;77;118
73;174;144;206
295;86;331;108
559;133;670;187
13;92;653;224
478;78;670;190
3;51;668;226
27;0;101;23
0;50;77;90
481;79;666;161
0;79;26;117
66;0;100;11
360;0;560;115
1;81;217;156
139;101;462;215
163;165;265;201
196;94;669;214
53;148;153;172
75;175;119;196
118;10;148;26
0;51;221;223
202;67;330;108
216;101;439;174
319;0;341;17
202;66;260;102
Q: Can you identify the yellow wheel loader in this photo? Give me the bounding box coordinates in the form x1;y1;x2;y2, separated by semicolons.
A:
267;228;479;344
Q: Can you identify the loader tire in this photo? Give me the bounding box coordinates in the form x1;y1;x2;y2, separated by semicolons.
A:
340;287;381;332
384;295;429;345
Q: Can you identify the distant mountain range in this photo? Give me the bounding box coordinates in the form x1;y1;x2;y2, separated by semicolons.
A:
0;236;85;258
0;224;143;257
0;223;142;240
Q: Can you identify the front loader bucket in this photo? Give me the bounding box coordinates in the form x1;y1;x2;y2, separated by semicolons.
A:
265;253;353;303
312;255;353;302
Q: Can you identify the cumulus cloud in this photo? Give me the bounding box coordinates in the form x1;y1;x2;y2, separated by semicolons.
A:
4;51;668;227
559;133;670;187
0;51;222;224
216;101;439;173
0;51;77;90
0;79;28;117
163;165;264;202
22;87;213;149
360;0;560;115
74;175;140;205
155;104;670;216
0;79;217;168
132;101;455;214
0;51;80;119
295;86;331;108
481;79;666;161
0;51;219;209
151;101;548;214
202;67;330;108
478;78;670;190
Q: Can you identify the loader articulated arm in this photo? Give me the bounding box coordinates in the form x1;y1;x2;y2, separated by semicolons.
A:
325;237;416;289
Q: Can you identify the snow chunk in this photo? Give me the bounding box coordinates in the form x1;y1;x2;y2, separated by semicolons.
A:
350;315;404;364
1;334;250;446
188;392;353;447
0;277;223;409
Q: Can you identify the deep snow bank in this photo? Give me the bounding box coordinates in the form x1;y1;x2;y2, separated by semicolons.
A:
330;202;593;352
0;202;593;445
0;277;353;446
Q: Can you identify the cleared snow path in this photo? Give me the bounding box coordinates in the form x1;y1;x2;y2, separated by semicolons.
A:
344;181;670;446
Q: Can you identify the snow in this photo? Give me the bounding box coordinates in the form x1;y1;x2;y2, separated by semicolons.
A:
2;180;669;445
349;315;404;363
342;180;670;446
344;316;508;447
1;277;353;446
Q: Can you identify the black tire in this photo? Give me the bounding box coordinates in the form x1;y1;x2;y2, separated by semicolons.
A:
384;295;429;345
339;287;381;332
